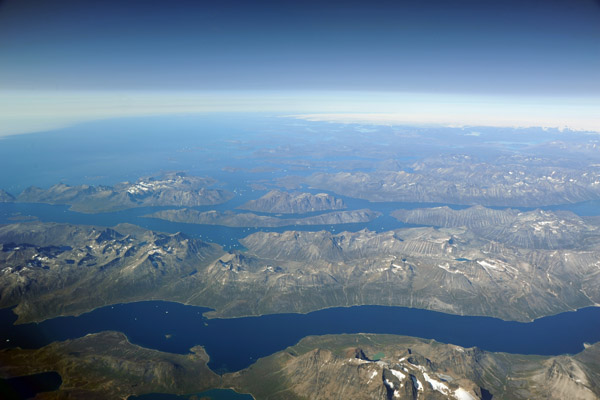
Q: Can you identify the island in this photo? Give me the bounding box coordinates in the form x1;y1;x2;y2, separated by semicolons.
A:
0;189;15;203
238;190;346;214
144;208;380;227
12;172;233;213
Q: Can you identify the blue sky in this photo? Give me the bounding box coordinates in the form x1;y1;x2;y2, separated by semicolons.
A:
0;0;599;134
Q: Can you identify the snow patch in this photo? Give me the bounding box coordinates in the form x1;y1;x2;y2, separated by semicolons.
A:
367;369;378;383
347;358;369;365
477;259;518;274
390;369;406;380
454;388;476;400
438;263;466;275
423;372;449;395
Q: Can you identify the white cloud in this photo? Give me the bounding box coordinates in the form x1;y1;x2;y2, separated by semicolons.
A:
292;94;600;133
0;90;598;136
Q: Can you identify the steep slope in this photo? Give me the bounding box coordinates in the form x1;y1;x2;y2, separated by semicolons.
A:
235;228;600;321
226;334;600;400
392;206;598;249
2;332;598;399
0;189;15;202
145;208;380;227
238;190;346;214
2;221;599;324
15;172;233;213
0;222;224;323
0;331;220;399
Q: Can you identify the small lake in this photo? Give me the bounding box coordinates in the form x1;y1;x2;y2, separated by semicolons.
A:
1;301;599;373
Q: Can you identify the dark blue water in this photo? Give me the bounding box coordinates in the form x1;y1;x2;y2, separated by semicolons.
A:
1;301;599;373
2;196;599;252
0;372;62;400
0;202;417;251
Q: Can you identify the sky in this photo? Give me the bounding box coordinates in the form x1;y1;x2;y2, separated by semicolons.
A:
0;0;599;135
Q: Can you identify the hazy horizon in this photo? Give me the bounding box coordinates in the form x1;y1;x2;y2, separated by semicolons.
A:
1;0;599;136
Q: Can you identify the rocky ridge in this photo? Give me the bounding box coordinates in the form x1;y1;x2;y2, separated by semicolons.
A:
0;189;15;202
0;222;224;323
13;172;233;213
295;155;600;207
238;190;346;213
145;208;380;227
2;221;600;323
0;331;219;399
392;206;599;249
2;332;598;399
236;227;600;321
227;334;600;400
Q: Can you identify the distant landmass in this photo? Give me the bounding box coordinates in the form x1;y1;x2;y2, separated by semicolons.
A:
9;172;233;213
286;154;600;207
238;190;346;213
145;208;380;227
0;189;15;202
392;205;599;249
0;331;219;399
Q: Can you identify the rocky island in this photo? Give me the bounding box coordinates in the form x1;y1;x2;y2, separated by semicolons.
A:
238;190;346;213
144;208;380;227
0;189;15;203
12;172;233;213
